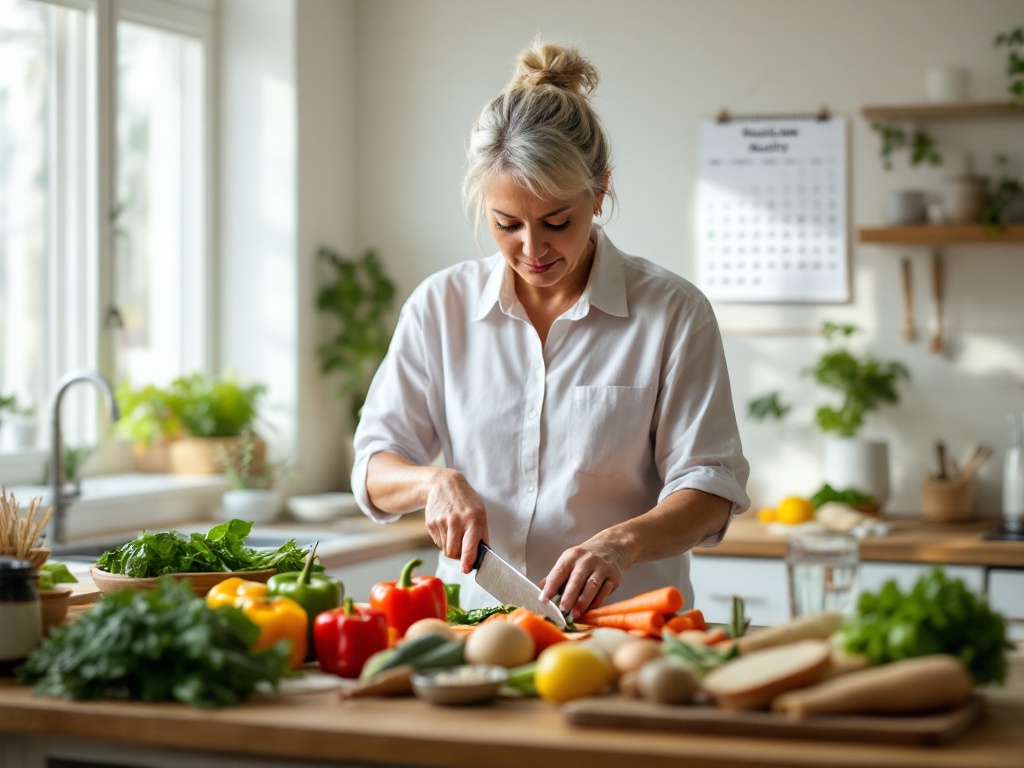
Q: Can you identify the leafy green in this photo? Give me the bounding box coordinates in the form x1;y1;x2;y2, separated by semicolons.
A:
38;562;78;591
447;603;517;625
838;567;1012;685
95;519;316;578
809;483;875;510
16;577;290;708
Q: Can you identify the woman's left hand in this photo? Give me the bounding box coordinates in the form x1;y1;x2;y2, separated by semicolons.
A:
539;536;632;620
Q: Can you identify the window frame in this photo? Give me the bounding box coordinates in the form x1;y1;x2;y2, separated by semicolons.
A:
0;0;217;483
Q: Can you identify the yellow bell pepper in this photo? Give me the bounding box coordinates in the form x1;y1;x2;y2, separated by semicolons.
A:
206;577;308;669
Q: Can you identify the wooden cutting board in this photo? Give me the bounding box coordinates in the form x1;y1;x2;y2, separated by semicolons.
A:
562;694;984;747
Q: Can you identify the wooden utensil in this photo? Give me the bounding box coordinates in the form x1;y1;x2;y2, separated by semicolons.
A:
930;251;944;354
900;257;915;341
961;444;993;481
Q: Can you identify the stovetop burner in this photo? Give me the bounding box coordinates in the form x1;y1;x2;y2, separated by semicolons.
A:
983;524;1024;542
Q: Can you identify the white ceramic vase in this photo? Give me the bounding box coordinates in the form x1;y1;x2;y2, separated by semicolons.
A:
823;437;890;511
218;489;282;524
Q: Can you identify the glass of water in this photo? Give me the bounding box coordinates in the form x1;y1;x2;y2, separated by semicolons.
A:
786;531;859;618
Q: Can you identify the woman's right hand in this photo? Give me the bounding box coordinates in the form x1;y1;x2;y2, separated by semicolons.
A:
425;468;489;574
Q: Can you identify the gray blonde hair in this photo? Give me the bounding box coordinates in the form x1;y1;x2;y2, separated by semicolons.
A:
463;41;614;233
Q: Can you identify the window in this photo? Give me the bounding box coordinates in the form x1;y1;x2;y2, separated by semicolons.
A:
0;0;213;477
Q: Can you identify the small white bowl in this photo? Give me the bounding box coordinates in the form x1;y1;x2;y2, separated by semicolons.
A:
411;665;508;706
288;492;360;522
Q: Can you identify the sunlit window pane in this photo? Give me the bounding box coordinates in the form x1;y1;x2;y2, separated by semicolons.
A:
115;21;204;388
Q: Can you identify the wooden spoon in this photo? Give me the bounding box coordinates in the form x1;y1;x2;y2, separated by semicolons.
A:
900;257;915;341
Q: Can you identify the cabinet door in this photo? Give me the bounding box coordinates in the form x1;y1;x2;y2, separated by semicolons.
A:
988;568;1024;641
858;562;984;595
690;556;790;627
325;547;439;602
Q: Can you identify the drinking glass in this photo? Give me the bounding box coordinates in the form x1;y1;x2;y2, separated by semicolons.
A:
786;531;859;618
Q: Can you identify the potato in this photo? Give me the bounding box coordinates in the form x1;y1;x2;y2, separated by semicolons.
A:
612;638;663;676
585;627;634;657
465;621;535;668
403;618;455;642
637;657;700;705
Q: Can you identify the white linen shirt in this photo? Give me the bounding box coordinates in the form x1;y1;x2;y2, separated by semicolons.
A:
352;227;750;610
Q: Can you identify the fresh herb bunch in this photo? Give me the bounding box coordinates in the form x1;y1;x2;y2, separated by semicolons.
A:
838;567;1012;685
16;577;290;708
95;519;315;578
809;483;875;510
217;429;293;491
748;323;910;438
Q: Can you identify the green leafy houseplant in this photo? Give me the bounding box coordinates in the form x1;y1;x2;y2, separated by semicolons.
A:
115;371;266;445
217;430;293;491
995;25;1024;107
980;154;1024;234
871;123;942;171
748;322;911;438
315;247;396;425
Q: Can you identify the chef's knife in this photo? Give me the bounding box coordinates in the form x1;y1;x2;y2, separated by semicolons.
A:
473;542;567;630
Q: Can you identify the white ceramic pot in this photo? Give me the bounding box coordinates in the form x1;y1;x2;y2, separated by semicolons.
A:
823;437;890;511
925;66;969;103
8;415;38;449
218;489;282;524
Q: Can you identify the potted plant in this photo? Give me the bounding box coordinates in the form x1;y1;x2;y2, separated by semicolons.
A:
747;322;911;510
115;371;266;474
994;25;1024;107
980;154;1024;234
315;246;396;426
0;394;37;449
215;430;293;524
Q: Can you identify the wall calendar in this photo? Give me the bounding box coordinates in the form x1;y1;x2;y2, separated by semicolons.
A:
696;114;849;303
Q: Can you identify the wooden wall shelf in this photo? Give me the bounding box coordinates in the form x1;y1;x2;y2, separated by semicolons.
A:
861;101;1022;121
858;225;1024;245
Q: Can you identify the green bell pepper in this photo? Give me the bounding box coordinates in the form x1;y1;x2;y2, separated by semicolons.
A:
267;541;343;661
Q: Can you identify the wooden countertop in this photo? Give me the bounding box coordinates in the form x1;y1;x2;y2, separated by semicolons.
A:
1;648;1023;768
696;516;1024;568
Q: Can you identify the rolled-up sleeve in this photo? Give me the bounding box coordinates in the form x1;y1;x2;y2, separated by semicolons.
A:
351;289;442;523
654;295;750;546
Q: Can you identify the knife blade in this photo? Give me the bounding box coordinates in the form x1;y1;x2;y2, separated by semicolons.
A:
473;542;567;630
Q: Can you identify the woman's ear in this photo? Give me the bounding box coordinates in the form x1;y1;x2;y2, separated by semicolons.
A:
594;169;611;215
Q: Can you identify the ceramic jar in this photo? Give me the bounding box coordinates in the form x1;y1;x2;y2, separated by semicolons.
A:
0;558;42;675
943;158;988;224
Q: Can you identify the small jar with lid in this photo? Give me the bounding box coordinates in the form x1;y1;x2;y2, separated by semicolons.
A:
0;557;43;675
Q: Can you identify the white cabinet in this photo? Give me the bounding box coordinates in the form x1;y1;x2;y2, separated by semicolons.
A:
858;562;984;595
325;546;439;602
988;568;1024;641
690;555;790;627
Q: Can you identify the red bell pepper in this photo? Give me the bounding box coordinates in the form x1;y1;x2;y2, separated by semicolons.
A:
369;557;447;638
314;598;389;678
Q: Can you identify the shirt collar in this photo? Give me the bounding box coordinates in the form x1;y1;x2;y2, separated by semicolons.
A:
470;225;628;322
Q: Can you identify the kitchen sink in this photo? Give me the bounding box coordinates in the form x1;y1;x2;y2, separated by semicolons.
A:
51;526;345;561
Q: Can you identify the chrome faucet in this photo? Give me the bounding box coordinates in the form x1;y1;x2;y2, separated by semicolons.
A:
48;369;120;545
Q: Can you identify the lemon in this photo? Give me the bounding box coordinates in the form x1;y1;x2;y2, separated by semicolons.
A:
775;496;815;525
756;507;777;524
535;643;614;703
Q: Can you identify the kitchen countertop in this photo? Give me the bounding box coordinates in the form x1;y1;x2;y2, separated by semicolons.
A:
1;646;1022;768
697;515;1024;568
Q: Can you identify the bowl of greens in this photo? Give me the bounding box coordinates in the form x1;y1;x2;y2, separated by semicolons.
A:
90;519;314;597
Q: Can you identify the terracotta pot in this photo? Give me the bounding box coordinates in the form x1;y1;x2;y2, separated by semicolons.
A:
167;434;266;475
39;587;71;633
132;439;173;473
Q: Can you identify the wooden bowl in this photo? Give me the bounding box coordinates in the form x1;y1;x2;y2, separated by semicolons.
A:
39;586;72;632
89;567;276;597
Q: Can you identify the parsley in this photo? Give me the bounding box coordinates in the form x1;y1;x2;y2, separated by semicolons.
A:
838;567;1013;685
95;519;314;578
16;578;290;708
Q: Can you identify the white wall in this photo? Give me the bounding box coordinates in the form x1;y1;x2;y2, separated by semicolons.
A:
347;0;1024;517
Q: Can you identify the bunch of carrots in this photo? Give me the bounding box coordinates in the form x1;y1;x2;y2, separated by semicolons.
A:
580;586;725;642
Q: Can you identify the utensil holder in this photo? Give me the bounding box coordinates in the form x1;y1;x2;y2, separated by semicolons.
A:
921;477;974;523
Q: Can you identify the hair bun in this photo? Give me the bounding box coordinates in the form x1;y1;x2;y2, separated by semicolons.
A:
511;41;599;95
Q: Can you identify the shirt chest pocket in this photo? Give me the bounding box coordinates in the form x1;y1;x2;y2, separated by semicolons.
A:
569;385;655;477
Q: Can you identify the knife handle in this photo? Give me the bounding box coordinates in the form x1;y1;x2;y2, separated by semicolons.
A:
473;541;490;571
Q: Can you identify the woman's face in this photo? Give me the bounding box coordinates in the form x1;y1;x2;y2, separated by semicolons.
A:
484;175;600;297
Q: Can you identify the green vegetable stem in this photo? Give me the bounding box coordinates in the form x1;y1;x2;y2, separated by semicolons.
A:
267;542;344;661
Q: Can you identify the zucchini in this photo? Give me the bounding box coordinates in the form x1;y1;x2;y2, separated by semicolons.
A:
360;633;449;680
407;639;465;670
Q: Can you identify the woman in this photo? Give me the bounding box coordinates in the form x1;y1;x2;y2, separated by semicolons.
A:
352;40;749;619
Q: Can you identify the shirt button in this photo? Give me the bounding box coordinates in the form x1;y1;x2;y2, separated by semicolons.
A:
528;409;537;419
527;484;535;493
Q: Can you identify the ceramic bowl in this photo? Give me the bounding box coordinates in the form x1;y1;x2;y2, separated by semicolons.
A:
89;566;275;597
411;665;508;706
288;492;360;522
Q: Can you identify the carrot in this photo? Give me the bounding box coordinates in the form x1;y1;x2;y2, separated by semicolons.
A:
508;608;569;655
703;629;729;645
665;615;696;634
678;609;706;632
581;587;684;619
582;611;666;637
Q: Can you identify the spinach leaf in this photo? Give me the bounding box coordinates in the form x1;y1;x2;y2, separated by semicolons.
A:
838;566;1013;685
16;577;290;708
95;519;316;578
